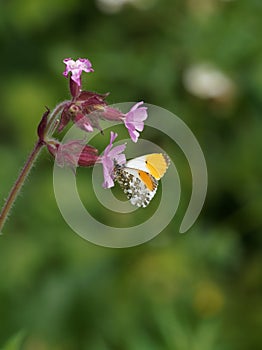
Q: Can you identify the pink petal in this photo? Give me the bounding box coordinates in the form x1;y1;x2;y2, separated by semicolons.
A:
62;58;94;86
128;129;139;143
100;132;126;188
104;132;118;155
129;101;144;112
109;144;126;158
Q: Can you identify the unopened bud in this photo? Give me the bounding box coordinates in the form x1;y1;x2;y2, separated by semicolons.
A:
47;139;98;168
37;108;50;142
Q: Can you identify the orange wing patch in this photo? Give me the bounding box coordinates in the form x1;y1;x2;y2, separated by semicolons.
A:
138;171;157;191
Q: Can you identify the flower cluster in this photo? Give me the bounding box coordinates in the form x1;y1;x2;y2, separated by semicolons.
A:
0;56;151;233
45;57;148;188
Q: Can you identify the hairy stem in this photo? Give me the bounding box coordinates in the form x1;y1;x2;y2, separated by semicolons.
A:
0;101;71;233
0;141;44;232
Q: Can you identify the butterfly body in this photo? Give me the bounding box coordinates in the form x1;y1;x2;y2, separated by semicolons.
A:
114;153;170;207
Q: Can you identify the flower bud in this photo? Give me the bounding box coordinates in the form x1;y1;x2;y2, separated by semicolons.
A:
47;139;98;168
37;108;50;142
57;104;71;133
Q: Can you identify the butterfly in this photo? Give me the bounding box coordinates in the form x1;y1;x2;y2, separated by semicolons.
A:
114;153;170;207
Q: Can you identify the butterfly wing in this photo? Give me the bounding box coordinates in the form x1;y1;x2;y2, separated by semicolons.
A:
114;166;158;208
113;153;170;208
125;153;170;180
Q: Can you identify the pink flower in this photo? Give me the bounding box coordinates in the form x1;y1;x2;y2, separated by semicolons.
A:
100;132;126;188
93;102;148;142
123;102;148;142
63;58;94;87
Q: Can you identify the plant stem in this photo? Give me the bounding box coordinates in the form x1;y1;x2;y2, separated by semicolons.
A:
0;100;70;233
0;141;44;232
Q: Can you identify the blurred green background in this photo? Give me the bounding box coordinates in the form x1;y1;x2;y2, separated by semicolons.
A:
0;0;261;349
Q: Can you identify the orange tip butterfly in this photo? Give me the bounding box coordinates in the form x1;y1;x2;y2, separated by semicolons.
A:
114;153;170;208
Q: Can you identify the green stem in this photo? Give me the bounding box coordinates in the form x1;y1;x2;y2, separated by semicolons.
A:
0;141;43;232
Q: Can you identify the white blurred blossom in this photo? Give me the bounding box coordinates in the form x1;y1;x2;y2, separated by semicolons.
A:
183;63;236;99
96;0;156;13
